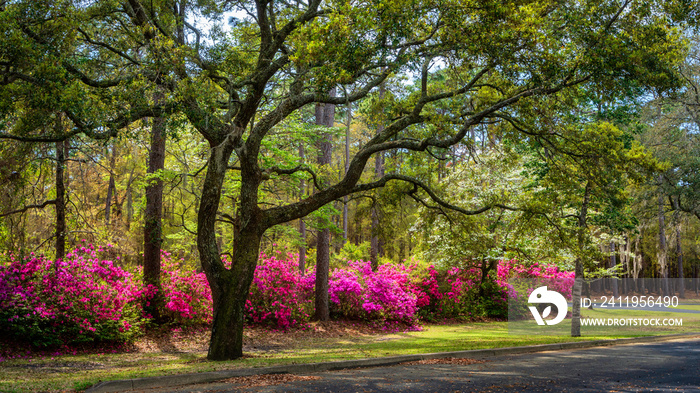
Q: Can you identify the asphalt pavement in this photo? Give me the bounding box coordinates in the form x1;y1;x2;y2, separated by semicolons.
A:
133;337;700;393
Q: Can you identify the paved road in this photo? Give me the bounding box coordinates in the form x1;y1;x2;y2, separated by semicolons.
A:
139;338;700;393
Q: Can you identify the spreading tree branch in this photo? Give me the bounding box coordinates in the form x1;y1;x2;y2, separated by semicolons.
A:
0;199;56;218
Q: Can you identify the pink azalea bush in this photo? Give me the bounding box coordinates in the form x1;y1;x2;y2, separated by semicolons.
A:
328;260;418;324
411;264;508;320
158;251;213;325
0;243;149;346
497;259;575;299
497;259;576;319
411;260;575;320
244;251;314;329
156;250;315;329
0;244;575;346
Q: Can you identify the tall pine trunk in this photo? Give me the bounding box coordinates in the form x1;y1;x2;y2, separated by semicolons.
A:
342;101;351;245
104;143;117;225
314;88;335;321
657;187;670;296
370;83;385;269
54;129;67;260
671;195;685;298
298;144;306;273
144;111;166;321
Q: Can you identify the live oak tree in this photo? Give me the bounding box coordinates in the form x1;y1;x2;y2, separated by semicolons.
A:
0;0;692;359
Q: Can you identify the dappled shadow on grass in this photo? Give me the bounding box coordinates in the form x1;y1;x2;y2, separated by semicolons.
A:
0;318;481;364
0;333;132;364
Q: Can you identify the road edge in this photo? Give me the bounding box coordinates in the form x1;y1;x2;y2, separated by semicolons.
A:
85;332;699;393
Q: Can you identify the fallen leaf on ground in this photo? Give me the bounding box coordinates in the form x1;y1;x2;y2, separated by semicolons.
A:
221;373;321;387
402;357;487;366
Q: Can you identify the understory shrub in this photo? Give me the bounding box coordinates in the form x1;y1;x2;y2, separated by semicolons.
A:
245;250;314;329
411;264;508;320
158;251;212;325
497;259;576;318
328;260;418;324
497;259;575;299
0;244;148;346
411;260;575;320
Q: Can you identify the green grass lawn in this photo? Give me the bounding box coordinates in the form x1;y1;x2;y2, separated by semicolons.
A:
2;321;698;393
672;305;700;311
510;305;700;335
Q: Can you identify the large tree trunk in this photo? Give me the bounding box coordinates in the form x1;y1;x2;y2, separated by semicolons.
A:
207;229;261;360
55;137;67;260
571;181;590;337
144;112;166;321
672;195;685;298
314;88;335;321
198;136;260;361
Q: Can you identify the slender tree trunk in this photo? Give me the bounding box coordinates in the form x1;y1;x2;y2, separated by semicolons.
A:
313;88;335;321
123;169;135;231
18;214;26;260
54;131;66;260
610;241;619;297
632;236;638;281
671;196;685;298
126;188;133;230
144;110;166;321
355;200;361;245
342;101;351;245
640;232;647;294
298;145;307;273
623;235;631;294
370;83;385;269
584;280;593;309
104;143;117;225
657;187;670;296
572;182;591;337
